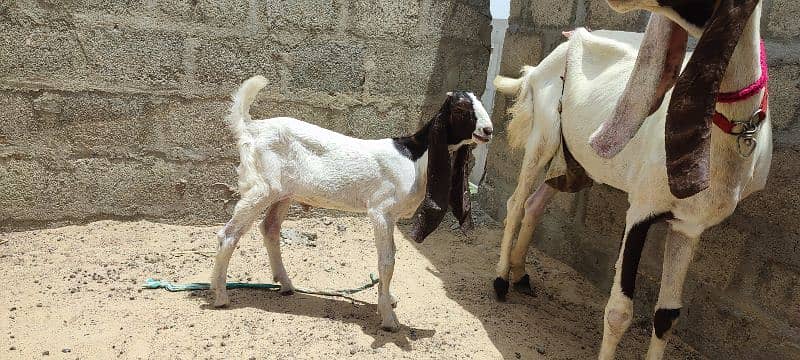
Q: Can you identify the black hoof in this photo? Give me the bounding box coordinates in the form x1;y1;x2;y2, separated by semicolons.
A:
493;277;510;302
513;274;535;296
280;290;294;296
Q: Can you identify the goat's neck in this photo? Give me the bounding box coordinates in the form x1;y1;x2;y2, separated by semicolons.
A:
711;3;764;180
716;4;763;120
393;118;433;161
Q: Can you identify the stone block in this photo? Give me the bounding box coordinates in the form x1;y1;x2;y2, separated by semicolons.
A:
0;157;237;224
736;145;800;267
528;0;575;27
0;25;87;83
10;92;238;161
438;1;492;42
366;44;438;95
194;35;281;90
586;0;647;32
249;100;334;131
335;105;413;139
348;0;421;39
690;224;747;290
767;0;800;38
146;99;239;161
81;27;185;88
0;92;34;145
260;0;337;31
767;63;800;129
289;42;365;93
193;0;250;27
499;31;542;76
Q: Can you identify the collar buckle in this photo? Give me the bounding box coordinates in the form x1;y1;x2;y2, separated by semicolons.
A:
732;109;763;157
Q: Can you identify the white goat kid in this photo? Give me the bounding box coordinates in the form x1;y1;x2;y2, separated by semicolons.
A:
211;75;493;331
493;0;770;358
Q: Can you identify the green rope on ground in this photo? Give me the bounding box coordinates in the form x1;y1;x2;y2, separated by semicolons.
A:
143;273;379;298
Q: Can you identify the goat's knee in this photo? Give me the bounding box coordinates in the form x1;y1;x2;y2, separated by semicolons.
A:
604;295;633;335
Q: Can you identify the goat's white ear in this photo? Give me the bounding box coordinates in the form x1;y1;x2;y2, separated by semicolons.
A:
589;13;687;158
446;91;453;96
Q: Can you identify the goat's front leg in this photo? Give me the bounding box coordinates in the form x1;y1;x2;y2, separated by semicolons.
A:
370;210;399;332
646;223;700;360
600;209;667;360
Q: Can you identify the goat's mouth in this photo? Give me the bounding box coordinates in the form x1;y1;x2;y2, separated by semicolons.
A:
472;133;491;143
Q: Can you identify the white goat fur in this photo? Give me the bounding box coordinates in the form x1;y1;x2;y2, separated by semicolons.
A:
494;4;770;359
211;76;492;332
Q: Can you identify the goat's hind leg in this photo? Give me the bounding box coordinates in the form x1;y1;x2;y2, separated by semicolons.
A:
495;154;546;301
211;189;274;307
646;223;699;360
507;183;557;295
259;198;295;295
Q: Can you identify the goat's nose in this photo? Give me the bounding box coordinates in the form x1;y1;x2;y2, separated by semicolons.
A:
483;127;493;136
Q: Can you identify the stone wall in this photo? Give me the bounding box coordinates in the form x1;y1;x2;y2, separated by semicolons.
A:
0;0;491;230
478;0;800;358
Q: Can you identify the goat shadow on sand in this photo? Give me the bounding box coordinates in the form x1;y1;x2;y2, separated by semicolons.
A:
392;216;706;360
192;290;435;351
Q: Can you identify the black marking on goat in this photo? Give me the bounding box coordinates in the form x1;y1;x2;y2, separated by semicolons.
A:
392;91;477;161
620;212;674;298
513;274;535;296
653;308;681;338
658;0;715;28
392;121;430;161
493;277;510;302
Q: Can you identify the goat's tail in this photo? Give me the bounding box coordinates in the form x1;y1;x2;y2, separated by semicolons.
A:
226;75;268;139
494;66;536;149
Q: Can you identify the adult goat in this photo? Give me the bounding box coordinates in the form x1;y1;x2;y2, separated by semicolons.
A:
493;0;770;358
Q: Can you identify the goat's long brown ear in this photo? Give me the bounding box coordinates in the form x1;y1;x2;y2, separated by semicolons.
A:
409;102;452;243
590;13;687;158
449;145;473;231
665;0;759;198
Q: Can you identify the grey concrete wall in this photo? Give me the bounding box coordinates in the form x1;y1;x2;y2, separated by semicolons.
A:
0;0;491;230
478;0;800;358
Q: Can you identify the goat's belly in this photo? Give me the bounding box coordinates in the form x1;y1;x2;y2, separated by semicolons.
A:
291;194;367;213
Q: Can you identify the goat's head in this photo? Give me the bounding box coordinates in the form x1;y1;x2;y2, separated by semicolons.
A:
410;91;493;243
598;0;761;198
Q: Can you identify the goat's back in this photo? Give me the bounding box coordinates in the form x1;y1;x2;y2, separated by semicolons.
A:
238;117;423;214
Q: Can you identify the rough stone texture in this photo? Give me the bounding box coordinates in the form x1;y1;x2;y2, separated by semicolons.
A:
767;0;800;38
480;1;800;358
586;0;647;32
0;0;491;229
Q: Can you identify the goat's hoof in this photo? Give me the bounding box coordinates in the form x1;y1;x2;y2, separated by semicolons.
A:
513;274;535;296
380;311;400;332
493;277;510;302
380;321;401;333
213;293;230;308
280;289;294;296
381;324;400;333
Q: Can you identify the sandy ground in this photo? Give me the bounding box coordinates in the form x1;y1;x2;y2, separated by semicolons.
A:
1;213;705;359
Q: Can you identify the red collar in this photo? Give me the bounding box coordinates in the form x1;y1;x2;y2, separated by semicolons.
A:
712;89;768;134
712;41;769;134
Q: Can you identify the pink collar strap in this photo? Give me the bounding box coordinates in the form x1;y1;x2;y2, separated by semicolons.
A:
716;40;768;103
